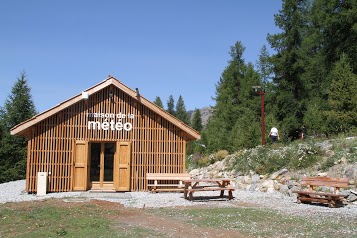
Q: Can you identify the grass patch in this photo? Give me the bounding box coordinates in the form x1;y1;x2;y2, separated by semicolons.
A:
1;199;356;237
0;199;159;238
151;207;357;238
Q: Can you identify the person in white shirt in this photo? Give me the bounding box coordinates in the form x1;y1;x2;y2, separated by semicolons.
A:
269;127;280;143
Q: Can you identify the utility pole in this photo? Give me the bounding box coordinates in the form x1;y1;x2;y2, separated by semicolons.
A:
253;86;265;146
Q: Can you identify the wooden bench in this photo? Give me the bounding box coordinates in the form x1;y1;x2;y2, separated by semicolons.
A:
293;176;349;208
146;173;191;192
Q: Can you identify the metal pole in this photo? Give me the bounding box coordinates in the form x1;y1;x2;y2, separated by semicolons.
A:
261;91;265;146
252;86;265;146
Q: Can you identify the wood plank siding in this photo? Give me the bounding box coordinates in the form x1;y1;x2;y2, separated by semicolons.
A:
11;77;200;193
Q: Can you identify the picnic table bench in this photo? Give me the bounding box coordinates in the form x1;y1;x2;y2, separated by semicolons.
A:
146;173;191;192
182;178;235;201
293;176;349;208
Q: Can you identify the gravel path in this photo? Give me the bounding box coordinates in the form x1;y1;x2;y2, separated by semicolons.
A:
1;180;357;218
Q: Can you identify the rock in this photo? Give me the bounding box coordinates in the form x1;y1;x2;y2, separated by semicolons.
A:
347;193;357;202
279;185;290;196
290;185;300;193
259;180;275;193
348;180;355;185
317;172;328;177
236;182;245;190
340;190;351;197
189;169;200;177
287;180;299;188
273;181;281;191
344;167;357;179
252;174;260;183
243;176;252;184
270;168;288;180
249;184;258;192
279;175;291;185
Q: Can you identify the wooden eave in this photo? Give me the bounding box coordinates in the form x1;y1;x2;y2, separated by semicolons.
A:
10;76;201;141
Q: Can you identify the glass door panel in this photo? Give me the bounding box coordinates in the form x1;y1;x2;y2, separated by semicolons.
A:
90;143;101;182
104;143;115;181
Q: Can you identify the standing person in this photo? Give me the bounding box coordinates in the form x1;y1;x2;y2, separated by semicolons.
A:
269;127;280;143
300;125;306;141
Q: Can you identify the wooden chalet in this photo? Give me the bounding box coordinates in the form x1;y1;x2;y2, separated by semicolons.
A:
10;76;200;193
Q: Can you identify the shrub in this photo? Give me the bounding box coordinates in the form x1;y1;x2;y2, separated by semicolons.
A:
320;156;338;171
197;155;210;167
188;153;211;168
214;150;229;162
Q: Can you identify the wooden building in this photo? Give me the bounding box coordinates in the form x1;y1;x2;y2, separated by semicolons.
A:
10;76;200;193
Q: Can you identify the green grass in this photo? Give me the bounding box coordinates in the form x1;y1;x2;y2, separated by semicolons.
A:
0;200;161;238
1;200;356;238
151;207;357;238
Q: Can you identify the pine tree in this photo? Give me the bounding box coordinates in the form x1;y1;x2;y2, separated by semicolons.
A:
175;95;190;125
153;96;164;108
191;109;203;132
300;0;357;136
166;95;175;116
325;54;357;134
205;41;262;152
312;0;357;74
267;0;309;140
0;72;37;182
256;45;273;86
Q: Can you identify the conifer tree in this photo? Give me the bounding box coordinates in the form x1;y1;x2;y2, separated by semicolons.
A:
175;95;190;125
191;109;203;132
256;45;272;86
205;41;262;152
166;95;175;116
267;0;309;140
0;72;37;182
325;54;357;134
153;96;164;108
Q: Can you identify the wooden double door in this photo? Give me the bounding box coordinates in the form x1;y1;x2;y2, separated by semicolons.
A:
73;141;131;191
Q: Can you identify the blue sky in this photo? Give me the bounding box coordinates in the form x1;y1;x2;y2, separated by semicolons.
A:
0;0;281;113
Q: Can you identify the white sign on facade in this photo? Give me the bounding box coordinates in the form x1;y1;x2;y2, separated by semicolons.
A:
87;112;134;131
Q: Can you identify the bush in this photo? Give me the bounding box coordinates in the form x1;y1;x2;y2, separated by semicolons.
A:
213;150;229;162
197;156;210;167
320;156;338;171
188;153;211;169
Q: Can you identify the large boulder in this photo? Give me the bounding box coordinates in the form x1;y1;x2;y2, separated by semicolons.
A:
344;166;357;180
347;193;357;202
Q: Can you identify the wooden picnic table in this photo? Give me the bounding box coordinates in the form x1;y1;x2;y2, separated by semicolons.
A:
182;178;234;201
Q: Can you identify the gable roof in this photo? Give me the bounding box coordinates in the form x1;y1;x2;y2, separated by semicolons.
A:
10;76;200;140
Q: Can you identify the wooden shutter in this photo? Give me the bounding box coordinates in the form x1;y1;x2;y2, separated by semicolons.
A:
73;140;88;191
115;142;131;191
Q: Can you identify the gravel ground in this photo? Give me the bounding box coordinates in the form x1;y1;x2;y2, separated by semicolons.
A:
1;180;357;218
